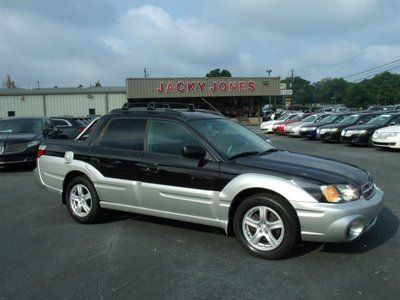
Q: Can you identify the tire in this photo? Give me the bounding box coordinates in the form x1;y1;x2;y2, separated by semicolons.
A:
368;136;374;147
65;176;102;224
233;193;300;260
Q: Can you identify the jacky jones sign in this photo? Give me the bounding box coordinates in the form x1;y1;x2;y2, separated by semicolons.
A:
156;80;256;94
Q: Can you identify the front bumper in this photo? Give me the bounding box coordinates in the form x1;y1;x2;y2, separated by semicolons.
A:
372;136;400;149
299;130;317;139
341;134;370;145
0;153;36;165
317;131;341;142
296;186;384;243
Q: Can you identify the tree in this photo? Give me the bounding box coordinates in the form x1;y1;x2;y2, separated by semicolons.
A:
206;68;232;77
3;74;16;89
94;81;102;87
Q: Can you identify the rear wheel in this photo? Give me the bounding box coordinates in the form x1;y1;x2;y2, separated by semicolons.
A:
65;176;102;223
233;193;300;259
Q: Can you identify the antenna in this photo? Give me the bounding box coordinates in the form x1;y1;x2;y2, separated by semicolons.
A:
200;97;223;115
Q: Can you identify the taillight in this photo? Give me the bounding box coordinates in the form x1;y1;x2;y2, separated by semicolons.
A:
77;127;85;133
37;145;46;158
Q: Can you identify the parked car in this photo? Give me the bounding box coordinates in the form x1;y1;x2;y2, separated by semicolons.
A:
260;112;299;133
0;117;59;166
299;113;353;139
316;112;380;142
285;113;331;137
340;113;400;146
34;104;384;260
272;113;307;134
51;117;90;139
371;124;400;149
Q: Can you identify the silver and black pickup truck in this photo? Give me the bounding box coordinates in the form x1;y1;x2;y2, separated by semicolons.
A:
34;104;384;259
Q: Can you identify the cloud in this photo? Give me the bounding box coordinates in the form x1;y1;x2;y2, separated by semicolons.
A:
0;0;399;87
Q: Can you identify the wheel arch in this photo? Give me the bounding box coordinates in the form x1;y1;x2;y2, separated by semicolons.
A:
62;171;90;204
227;188;293;236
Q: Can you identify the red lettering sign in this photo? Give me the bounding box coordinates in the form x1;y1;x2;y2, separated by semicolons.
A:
156;80;256;94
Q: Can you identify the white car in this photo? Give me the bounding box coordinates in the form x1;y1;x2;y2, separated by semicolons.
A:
260;113;300;133
372;125;400;149
285;114;331;136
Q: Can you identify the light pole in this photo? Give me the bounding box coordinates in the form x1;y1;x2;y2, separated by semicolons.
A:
266;69;272;108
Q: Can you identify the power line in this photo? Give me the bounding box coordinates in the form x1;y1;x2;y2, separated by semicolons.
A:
296;30;400;76
351;65;400;82
343;58;400;79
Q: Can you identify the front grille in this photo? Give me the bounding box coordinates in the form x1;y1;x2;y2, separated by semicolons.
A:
5;143;27;153
361;182;375;199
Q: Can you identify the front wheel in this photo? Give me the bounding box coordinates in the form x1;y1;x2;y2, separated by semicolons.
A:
233;193;300;259
65;176;102;223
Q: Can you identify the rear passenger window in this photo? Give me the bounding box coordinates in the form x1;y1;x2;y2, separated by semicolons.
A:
146;120;200;156
100;119;146;151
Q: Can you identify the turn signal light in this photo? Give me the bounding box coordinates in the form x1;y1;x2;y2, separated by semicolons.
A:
37;145;46;158
321;185;342;203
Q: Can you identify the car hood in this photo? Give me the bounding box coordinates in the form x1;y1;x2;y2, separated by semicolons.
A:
320;122;355;129
343;124;380;131
0;133;42;145
375;125;400;133
302;121;334;128
234;150;370;186
287;121;309;127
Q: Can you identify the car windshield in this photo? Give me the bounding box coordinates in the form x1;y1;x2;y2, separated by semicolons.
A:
0;118;43;133
339;114;360;125
289;114;303;121
303;114;319;122
366;115;392;126
320;114;339;123
191;118;276;160
315;114;331;122
277;113;289;120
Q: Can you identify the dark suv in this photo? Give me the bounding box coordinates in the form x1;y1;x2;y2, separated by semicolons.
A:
51;117;90;139
34;104;384;259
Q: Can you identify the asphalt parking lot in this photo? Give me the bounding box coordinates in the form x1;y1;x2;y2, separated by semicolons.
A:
1;135;399;299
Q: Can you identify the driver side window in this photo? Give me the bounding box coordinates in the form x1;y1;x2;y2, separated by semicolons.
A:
146;120;200;156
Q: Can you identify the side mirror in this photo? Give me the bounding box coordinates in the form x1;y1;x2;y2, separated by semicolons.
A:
181;145;206;160
389;121;396;126
358;120;364;125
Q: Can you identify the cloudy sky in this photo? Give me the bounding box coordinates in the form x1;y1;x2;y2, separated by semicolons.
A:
0;0;399;88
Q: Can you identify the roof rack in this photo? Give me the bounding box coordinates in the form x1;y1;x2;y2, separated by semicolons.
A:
121;101;195;112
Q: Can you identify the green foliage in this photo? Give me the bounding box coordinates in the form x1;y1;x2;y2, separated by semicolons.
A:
283;71;400;108
3;74;16;89
206;68;232;77
94;81;102;87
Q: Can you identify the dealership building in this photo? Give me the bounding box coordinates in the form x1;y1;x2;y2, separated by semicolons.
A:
0;77;282;122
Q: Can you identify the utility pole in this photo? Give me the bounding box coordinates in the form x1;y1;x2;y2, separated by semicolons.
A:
144;68;148;78
291;69;294;104
266;69;272;108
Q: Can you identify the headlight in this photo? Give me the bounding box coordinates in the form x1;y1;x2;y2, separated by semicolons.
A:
341;130;346;136
27;140;40;147
357;129;367;135
321;184;360;203
380;132;399;138
329;128;339;132
373;132;378;138
317;128;321;133
309;127;317;130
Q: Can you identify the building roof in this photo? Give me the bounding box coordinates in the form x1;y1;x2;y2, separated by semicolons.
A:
0;86;126;96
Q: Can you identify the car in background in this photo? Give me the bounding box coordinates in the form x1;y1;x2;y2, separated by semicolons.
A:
0;117;59;166
372;125;400;149
86;114;102;122
272;113;307;134
341;113;400;146
299;113;354;139
51;117;90;139
317;113;380;142
260;112;299;133
285;113;331;137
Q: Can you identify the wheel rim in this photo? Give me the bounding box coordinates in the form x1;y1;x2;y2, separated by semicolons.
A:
242;206;284;251
70;184;92;217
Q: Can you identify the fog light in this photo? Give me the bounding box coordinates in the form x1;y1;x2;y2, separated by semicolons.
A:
347;220;365;240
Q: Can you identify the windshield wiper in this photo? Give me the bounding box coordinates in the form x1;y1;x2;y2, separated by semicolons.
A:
228;151;260;161
259;148;278;155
